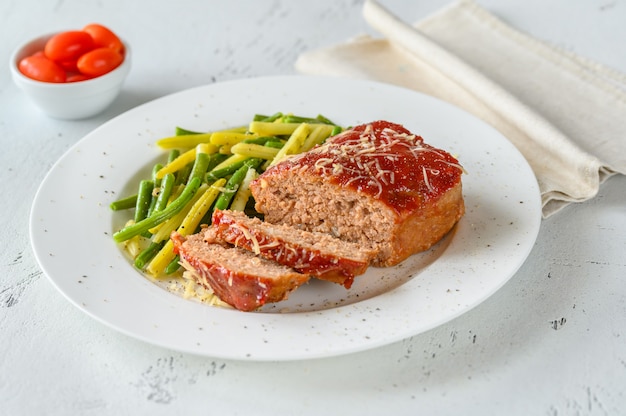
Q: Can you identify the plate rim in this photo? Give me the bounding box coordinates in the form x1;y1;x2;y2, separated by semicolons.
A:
29;75;542;361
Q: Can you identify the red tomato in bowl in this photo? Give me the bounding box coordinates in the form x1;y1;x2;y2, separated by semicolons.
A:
82;23;124;54
18;24;125;83
77;47;124;77
57;59;79;72
66;73;92;82
18;55;67;83
44;31;95;62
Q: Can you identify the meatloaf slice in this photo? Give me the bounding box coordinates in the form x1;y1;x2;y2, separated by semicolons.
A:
211;209;376;289
171;229;309;312
250;120;465;267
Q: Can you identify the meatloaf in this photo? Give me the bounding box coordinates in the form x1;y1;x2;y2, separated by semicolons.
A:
250;120;465;267
212;209;376;288
171;229;309;312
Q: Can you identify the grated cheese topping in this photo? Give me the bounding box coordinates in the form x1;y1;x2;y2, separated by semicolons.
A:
285;120;464;209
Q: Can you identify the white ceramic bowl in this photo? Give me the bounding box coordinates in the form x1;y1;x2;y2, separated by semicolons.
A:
10;33;131;120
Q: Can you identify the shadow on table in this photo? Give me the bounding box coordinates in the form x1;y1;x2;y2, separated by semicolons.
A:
98;88;169;120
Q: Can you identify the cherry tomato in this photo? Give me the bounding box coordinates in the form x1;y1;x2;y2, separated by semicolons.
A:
57;59;79;72
77;47;123;77
66;72;92;82
82;23;124;54
45;31;95;62
18;55;67;83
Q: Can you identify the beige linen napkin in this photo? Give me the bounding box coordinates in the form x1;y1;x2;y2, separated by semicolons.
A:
295;0;626;217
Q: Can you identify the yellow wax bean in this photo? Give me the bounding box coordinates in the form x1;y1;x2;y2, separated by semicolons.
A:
156;125;248;149
154;143;215;180
150;184;208;242
176;178;225;235
230;143;280;160
300;124;334;152
124;234;141;258
155;147;196;179
146;180;225;277
248;121;302;136
156;133;213;149
270;123;311;166
209;132;257;146
230;168;258;212
145;239;176;278
218;144;233;155
210;153;249;171
196;142;216;154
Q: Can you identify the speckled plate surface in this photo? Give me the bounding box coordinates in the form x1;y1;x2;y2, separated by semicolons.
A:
29;76;541;361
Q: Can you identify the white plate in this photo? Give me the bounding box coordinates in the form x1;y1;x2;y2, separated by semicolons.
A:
30;76;541;361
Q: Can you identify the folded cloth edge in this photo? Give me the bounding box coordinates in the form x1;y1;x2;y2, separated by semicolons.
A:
419;0;626;104
296;0;620;218
361;0;613;176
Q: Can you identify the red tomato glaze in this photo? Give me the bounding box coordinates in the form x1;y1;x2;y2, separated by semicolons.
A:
275;120;464;213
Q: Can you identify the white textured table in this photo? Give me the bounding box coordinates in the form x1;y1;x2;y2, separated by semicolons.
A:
2;1;625;414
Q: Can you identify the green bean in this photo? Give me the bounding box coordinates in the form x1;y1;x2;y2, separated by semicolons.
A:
152;163;163;187
110;194;137;211
152;173;175;213
213;159;262;211
330;125;343;136
174;162;193;185
168;149;180;164
207;153;229;171
230;166;258;212
187;152;211;184
282;114;336;125
240;137;285;149
146;198;158;219
134;241;165;269
254;112;283;122
146;164;163;217
164;255;181;274
113;177;201;243
243;136;272;145
315;114;336;125
206;158;249;182
176;126;203;135
134;180;154;223
264;139;285;149
281;115;314;124
187;152;227;184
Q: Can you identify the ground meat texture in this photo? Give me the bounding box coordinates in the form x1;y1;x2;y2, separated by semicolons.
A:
171;231;309;312
211;209;376;288
250;120;465;267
